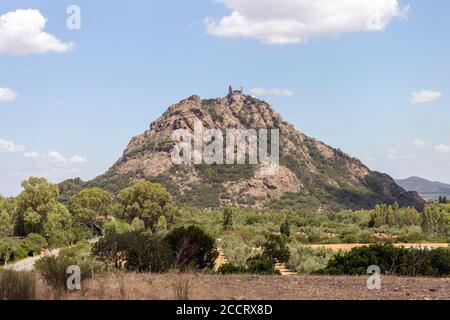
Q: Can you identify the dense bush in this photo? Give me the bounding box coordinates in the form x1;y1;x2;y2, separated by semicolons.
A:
103;219;135;235
246;255;280;275
218;256;280;275
93;231;173;272
287;245;334;274
95;226;218;272
223;207;234;231
26;233;48;251
217;263;247;274
0;270;37;300
0;238;41;264
262;234;290;263
280;218;290;237
46;229;76;248
36;243;103;290
165;226;218;270
316;245;450;277
221;236;253;267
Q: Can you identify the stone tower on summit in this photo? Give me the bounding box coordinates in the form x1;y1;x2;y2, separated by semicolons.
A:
228;85;244;98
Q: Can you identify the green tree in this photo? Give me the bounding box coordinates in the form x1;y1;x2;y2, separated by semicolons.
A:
421;205;447;235
222;206;234;231
368;204;386;228
0;197;16;237
262;234;290;263
165;225;217;270
0;211;13;237
69;188;113;233
42;203;72;238
398;207;420;226
280;218;290;237
118;181;177;232
93;231;173;272
421;207;435;233
15;177;70;237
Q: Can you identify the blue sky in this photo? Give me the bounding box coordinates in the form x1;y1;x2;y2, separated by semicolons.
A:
1;0;449;196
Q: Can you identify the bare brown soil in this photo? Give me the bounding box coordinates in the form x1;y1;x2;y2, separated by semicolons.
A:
37;273;450;300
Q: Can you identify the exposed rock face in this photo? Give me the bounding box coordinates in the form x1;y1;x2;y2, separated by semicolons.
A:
62;90;425;211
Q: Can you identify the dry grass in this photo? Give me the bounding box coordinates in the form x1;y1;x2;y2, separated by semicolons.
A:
306;243;449;252
173;279;191;300
29;272;450;300
0;270;37;300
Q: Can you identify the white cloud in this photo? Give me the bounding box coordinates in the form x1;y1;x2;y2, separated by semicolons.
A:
24;150;40;158
0;87;17;103
435;144;450;154
69;155;88;164
1;137;87;166
205;0;408;44
47;151;88;164
410;90;442;104
0;9;73;55
413;139;427;149
386;147;414;160
250;87;293;97
387;154;414;160
48;151;67;163
0;138;25;152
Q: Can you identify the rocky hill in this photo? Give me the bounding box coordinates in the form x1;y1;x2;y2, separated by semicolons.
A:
60;89;425;211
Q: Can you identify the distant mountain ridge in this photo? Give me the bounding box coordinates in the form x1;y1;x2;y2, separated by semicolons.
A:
59;89;425;211
396;177;450;198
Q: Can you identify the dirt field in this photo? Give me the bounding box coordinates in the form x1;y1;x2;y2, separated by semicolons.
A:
38;273;450;300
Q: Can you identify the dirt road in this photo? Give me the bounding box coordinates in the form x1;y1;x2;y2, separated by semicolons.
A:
4;238;100;272
4;248;61;272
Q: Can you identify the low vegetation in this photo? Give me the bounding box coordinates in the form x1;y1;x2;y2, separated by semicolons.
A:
36;242;103;290
1;176;450;300
218;256;280;276
316;245;450;277
287;245;334;274
93;225;217;272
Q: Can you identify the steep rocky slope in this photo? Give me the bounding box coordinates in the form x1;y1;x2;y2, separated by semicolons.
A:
60;89;425;211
